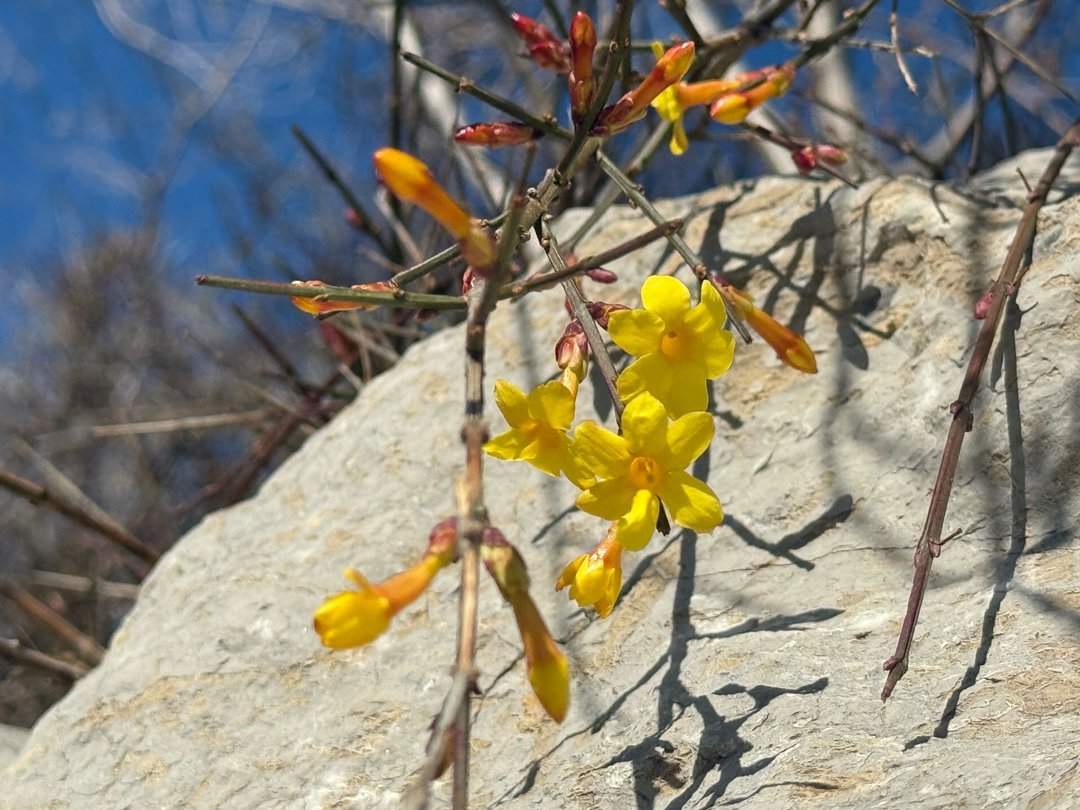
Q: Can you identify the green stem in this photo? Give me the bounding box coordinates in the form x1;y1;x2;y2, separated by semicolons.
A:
196;275;466;311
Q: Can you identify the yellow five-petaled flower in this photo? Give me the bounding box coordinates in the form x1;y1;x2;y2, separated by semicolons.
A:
573;391;723;550
609;275;735;416
484;379;591;487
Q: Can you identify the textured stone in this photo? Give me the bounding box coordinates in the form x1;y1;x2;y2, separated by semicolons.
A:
6;149;1080;809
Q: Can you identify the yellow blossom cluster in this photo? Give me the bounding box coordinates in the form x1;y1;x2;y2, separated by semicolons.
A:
485;275;736;619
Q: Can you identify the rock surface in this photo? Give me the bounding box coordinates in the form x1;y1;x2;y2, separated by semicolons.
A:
6;150;1080;809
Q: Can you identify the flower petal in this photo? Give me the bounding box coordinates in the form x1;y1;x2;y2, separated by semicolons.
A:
663;361;708;416
641;276;691;327
664;411;715;470
577;477;635;520
572;422;630;479
615;489;659;550
659;469;723;532
608;308;665;357
621;392;669;458
525;440;565;477
617;352;674;405
701;328;736;378
313;589;392;649
494;379;530;427
527;380;575;431
700;278;728;324
484;428;530;460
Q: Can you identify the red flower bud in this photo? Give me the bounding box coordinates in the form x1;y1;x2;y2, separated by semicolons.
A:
555;320;588;377
510;13;571;74
454;121;542;148
586;301;628;328
584;267;618;284
569;12;596;119
974;288;994;320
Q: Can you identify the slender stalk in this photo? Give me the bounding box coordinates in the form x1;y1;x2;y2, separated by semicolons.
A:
504;218;683;297
881;118;1080;701
0;638;88;681
538;222;623;418
0;468;157;568
596;149;754;343
291;126;394;256
0;581;105;666
401;52;572;141
391;211;511;288
196;275;466;311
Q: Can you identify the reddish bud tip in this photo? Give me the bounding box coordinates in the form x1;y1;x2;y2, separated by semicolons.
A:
974;289;994;320
584;267;618;284
453;121;542;148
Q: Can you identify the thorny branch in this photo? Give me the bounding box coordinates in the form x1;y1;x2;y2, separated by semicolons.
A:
881;117;1080;701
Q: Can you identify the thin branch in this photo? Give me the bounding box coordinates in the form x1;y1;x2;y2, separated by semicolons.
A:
0;581;105;666
291;126;394;256
881;117;1080;701
0;638;88;680
30;571;140;601
0;468;157;568
401;51;572;141
890;0;919;94
596;149;754;343
196;275;466;311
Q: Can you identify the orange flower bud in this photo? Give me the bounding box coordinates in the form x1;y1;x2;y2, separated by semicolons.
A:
714;280;817;374
569;12;596;119
709;64;794;125
373;148;496;269
453;121;542;148
427;517;458;563
289;279;398;316
510;12;571;74
593;42;695;135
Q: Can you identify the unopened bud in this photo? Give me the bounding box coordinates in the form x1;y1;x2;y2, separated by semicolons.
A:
454;121;542;148
289;279;398;316
584;267;618;284
344;207;366;229
593;42;695;135
791;144;848;175
510;12;571;74
555;320;588;378
428;517;459;562
709;64;795;125
974;288;994;320
586;301;628;328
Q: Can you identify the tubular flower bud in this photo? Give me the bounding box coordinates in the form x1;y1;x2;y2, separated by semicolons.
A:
593;41;695;136
555;528;623;617
555;320;589;381
313;551;451;649
586;301;628;329
585;267;618;284
709;64;795;125
510;13;571;74
568;12;597;120
482;533;570;723
791;144;848;175
289;279;398;316
373;148;496;269
454;121;542;148
712;279;817;374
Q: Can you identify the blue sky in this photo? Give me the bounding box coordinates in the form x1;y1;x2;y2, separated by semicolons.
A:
0;1;1076;293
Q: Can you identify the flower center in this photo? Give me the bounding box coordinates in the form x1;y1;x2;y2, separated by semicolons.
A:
660;328;692;361
627;456;662;491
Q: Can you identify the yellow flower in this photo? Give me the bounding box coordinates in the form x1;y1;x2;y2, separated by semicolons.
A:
608;276;735;416
715;282;817;374
555;529;623;617
573;392;723;550
313;556;446;649
484;379;592;487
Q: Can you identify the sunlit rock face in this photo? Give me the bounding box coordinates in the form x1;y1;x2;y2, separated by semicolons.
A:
6;149;1080;809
